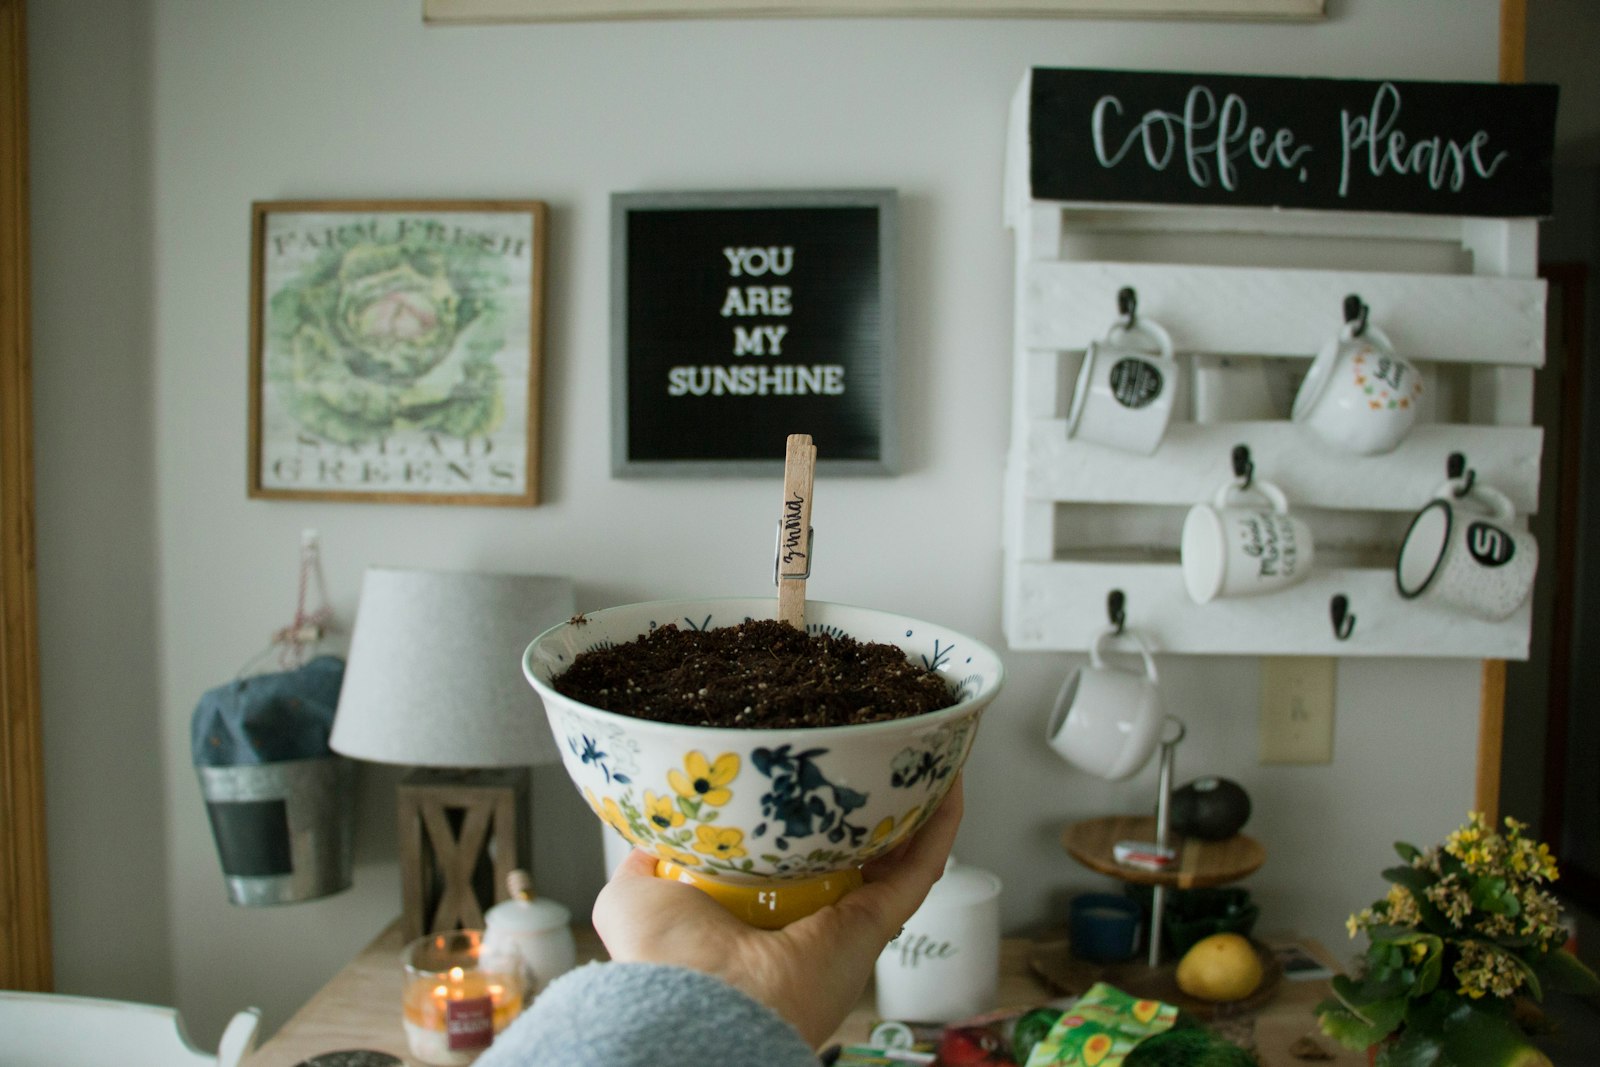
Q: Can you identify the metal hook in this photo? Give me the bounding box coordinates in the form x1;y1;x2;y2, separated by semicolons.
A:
1447;452;1476;498
1231;444;1254;490
1343;294;1369;338
1117;287;1137;326
1108;589;1126;636
1331;595;1356;640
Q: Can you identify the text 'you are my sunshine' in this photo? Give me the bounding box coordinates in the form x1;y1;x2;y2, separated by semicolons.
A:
666;245;846;398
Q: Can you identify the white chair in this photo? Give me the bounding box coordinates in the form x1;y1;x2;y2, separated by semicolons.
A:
0;990;260;1067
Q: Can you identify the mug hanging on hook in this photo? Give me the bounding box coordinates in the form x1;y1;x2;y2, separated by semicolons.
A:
1293;298;1424;455
1047;627;1163;782
1065;291;1180;455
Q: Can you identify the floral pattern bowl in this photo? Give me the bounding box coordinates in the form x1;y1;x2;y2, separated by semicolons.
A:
523;598;1004;921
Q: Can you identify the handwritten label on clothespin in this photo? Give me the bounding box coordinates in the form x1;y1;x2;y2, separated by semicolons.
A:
776;434;816;630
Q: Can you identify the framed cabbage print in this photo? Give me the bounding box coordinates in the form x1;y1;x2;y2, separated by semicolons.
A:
248;199;547;505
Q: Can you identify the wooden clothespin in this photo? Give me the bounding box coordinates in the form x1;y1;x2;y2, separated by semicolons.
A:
776;434;817;629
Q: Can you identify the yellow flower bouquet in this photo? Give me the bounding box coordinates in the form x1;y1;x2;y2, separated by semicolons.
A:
1318;813;1599;1067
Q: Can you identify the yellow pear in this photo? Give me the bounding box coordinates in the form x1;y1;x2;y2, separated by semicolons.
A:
1175;933;1263;1002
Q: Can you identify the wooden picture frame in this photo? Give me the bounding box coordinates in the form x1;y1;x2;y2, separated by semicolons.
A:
612;189;897;477
248;199;547;506
425;0;1327;23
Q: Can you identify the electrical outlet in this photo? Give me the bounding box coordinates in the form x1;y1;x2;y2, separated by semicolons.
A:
1260;656;1335;764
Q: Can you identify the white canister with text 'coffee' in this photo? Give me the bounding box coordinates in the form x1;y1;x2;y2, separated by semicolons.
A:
874;857;1001;1023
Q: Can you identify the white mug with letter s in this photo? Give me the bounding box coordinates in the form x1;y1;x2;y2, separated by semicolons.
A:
1396;481;1537;620
1066;317;1179;455
1181;478;1315;604
1046;629;1162;782
874;857;1001;1023
1292;322;1425;455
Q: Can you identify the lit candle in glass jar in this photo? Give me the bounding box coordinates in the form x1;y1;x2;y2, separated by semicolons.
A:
402;931;525;1066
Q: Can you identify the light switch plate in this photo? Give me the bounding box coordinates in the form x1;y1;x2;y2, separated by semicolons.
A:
1260;656;1336;764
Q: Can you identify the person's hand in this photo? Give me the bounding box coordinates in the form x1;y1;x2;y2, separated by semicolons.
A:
592;775;965;1048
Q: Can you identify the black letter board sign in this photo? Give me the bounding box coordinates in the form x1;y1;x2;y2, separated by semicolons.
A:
611;190;897;477
1027;68;1557;218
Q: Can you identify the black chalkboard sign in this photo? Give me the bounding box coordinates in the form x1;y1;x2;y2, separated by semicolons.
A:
612;190;897;475
1028;68;1558;218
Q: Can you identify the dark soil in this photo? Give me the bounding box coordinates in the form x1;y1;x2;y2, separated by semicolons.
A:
552;618;958;728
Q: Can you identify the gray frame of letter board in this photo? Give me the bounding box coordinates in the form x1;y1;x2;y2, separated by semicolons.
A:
610;188;899;478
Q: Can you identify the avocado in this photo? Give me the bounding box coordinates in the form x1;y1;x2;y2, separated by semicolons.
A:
1169;777;1251;841
1123;1026;1257;1067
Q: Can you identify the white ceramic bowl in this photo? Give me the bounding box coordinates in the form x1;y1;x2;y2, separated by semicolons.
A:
523;598;1004;895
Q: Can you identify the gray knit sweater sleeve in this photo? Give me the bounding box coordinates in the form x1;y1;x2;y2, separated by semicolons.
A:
477;961;823;1067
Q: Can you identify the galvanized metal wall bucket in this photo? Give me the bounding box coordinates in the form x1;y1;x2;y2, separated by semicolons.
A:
197;755;355;906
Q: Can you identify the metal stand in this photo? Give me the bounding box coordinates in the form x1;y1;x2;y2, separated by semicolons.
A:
1147;717;1187;967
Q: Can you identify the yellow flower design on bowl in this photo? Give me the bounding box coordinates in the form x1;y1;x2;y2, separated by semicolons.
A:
669;751;739;807
694;825;747;860
585;788;640;845
644;790;685;831
656;843;700;868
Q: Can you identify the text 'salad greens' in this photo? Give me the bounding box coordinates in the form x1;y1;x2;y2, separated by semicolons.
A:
1318;813;1599;1067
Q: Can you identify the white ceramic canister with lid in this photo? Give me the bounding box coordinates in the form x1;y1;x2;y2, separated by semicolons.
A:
873;857;1002;1022
480;872;578;998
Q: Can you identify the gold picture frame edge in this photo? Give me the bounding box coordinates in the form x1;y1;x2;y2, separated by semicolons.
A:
423;0;1327;24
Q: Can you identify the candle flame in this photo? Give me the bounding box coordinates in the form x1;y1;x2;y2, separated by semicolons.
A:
449;966;465;980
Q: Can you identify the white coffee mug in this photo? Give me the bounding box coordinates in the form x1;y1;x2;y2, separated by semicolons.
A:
1046;629;1162;782
1396;481;1537;620
1292;323;1425;455
875;857;1001;1023
1066;318;1179;455
1182;478;1315;604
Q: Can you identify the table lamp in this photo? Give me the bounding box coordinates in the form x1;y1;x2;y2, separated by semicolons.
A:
330;567;574;941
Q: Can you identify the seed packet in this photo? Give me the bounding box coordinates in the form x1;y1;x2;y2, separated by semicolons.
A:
1021;983;1177;1067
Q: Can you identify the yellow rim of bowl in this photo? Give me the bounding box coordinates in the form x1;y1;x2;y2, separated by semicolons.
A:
656;861;865;929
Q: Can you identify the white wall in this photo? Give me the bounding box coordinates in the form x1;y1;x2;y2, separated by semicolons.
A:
29;0;1503;1047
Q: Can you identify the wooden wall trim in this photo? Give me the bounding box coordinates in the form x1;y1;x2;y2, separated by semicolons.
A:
1472;0;1528;822
0;0;52;992
1500;0;1527;84
1476;659;1507;821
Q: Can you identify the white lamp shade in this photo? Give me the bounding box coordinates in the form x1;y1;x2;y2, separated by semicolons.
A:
330;568;574;768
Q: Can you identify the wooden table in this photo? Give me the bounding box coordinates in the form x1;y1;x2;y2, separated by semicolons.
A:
242;921;606;1067
246;920;1359;1067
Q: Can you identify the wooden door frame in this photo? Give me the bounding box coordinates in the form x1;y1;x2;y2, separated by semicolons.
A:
1474;0;1527;821
0;0;51;992
1536;262;1592;909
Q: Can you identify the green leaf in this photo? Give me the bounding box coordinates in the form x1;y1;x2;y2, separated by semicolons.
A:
1503;948;1543;1001
1324;977;1409;1027
1379;1027;1444;1067
1435;1003;1552;1067
1318;999;1406;1051
1536;947;1600;998
1389;932;1445;996
1385;865;1435;893
1395;841;1423;864
1470;876;1519;916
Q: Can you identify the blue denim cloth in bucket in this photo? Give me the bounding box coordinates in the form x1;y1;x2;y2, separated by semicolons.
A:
191;655;344;767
